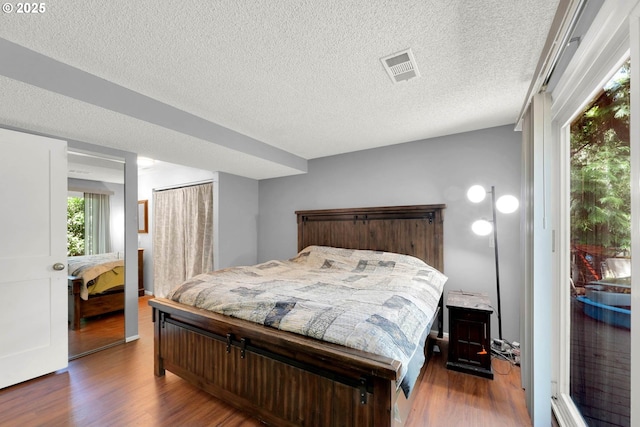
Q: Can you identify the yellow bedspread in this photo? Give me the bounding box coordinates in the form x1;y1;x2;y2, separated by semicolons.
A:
86;265;125;295
68;252;125;300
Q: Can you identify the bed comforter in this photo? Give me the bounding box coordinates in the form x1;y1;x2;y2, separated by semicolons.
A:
68;252;125;300
167;245;447;396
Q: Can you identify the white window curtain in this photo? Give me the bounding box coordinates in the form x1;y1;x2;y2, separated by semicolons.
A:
520;92;554;427
84;192;111;255
153;182;213;298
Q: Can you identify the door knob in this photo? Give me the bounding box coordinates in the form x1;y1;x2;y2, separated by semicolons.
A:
53;262;65;271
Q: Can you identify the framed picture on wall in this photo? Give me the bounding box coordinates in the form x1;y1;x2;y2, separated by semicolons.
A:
138;200;148;233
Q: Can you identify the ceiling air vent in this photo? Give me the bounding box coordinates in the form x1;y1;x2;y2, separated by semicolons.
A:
381;48;420;83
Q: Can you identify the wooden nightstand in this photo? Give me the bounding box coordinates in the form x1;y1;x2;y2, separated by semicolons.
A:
446;290;494;379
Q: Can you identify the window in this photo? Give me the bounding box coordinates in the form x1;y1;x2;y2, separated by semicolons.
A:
66;192;112;256
67;195;85;256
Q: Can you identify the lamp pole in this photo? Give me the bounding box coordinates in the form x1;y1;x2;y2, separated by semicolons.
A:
490;185;503;341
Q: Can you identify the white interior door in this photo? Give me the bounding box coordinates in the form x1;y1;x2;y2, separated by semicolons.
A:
0;128;68;389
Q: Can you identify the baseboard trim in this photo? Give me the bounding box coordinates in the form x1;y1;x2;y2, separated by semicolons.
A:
125;335;140;343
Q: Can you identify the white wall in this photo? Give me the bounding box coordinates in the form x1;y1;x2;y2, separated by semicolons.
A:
258;125;522;341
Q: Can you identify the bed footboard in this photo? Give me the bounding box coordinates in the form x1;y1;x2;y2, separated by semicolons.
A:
151;298;415;427
68;276;125;330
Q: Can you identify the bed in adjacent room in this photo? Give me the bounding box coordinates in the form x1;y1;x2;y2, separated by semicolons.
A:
67;252;126;330
149;204;446;427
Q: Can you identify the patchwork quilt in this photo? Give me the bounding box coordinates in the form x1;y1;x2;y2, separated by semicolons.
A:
167;245;447;395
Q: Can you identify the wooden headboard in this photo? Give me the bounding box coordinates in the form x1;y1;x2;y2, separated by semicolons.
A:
296;204;446;337
295;204;445;272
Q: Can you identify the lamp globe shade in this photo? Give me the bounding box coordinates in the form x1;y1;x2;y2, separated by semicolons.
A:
467;185;487;203
471;219;493;236
496;195;519;214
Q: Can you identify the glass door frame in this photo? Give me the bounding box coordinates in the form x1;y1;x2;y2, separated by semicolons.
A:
550;1;640;425
631;7;640;426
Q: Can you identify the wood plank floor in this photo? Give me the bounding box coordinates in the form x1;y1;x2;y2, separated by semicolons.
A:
0;296;532;426
68;309;125;358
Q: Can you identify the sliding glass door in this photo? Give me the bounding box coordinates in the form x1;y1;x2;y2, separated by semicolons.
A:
568;61;631;426
550;3;640;426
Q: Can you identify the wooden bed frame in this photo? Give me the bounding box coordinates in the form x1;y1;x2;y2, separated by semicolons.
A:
68;276;125;330
68;249;144;330
150;204;445;427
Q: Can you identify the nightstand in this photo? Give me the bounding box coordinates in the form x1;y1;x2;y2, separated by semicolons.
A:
446;290;494;379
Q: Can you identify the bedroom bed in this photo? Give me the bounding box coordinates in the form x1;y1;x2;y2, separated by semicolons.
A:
150;204;446;427
67;252;126;330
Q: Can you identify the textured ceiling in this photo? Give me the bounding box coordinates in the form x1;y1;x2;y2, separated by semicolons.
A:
0;0;560;179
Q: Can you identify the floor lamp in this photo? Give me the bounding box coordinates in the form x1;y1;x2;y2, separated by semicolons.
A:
467;185;519;341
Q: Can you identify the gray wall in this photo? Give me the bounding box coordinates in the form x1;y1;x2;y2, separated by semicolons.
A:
258;125;522;341
216;172;259;269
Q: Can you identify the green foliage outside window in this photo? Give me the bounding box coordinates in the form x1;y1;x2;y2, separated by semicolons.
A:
570;61;630;253
67;196;85;256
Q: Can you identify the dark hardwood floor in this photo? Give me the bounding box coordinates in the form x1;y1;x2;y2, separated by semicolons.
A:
0;296;532;426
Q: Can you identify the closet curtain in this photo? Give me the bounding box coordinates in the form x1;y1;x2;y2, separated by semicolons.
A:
84;193;111;255
153;182;213;297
